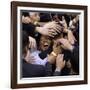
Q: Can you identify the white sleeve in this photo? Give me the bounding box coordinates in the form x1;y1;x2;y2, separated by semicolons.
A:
30;51;48;66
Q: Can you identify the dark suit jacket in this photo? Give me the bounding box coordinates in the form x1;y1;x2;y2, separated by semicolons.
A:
22;23;36;38
22;59;46;77
22;59;61;78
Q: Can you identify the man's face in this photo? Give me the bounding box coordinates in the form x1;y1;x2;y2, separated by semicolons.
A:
39;36;52;51
29;12;40;22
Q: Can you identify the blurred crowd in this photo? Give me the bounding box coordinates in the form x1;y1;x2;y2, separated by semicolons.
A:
22;11;79;77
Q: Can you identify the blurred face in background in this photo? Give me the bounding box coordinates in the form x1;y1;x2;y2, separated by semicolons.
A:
39;36;52;51
29;12;40;22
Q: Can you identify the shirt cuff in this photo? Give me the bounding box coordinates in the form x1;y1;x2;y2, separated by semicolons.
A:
55;68;61;72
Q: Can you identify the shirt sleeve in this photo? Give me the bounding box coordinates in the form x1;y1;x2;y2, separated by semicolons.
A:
30;51;48;66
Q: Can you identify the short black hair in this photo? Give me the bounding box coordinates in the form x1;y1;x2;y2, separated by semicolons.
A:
22;12;29;17
22;31;29;54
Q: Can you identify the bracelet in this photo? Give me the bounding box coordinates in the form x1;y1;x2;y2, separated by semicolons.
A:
51;51;57;57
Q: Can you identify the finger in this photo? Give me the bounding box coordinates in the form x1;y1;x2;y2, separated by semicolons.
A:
48;29;56;33
63;60;66;65
55;26;62;33
31;41;34;48
59;21;64;24
60;54;63;58
56;25;63;33
56;54;59;59
52;27;61;33
30;59;35;62
30;56;35;60
49;32;57;36
49;31;57;35
61;54;64;59
32;41;35;48
30;41;33;48
58;54;61;58
30;59;35;64
48;30;57;35
48;34;55;37
58;54;63;60
32;40;36;48
62;16;65;21
49;35;55;38
34;40;36;48
61;45;65;49
29;41;32;48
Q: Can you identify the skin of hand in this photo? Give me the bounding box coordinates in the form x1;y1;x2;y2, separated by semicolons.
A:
53;41;62;55
25;50;35;64
69;15;79;30
47;54;56;64
43;21;61;33
22;16;31;24
57;38;74;51
29;36;36;48
36;27;55;37
47;41;62;64
67;30;76;45
36;21;62;37
69;20;75;29
73;15;79;24
59;16;68;32
56;54;66;71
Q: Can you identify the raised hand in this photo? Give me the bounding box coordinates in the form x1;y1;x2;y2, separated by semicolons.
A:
57;38;74;51
29;36;36;48
56;54;66;71
36;21;62;37
25;50;35;64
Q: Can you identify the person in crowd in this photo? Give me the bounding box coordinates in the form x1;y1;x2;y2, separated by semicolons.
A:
22;31;66;77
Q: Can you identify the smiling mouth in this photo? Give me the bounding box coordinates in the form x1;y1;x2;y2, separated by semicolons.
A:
44;44;49;48
43;43;49;50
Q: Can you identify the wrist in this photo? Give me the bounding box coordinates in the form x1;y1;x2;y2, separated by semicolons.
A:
55;67;62;72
